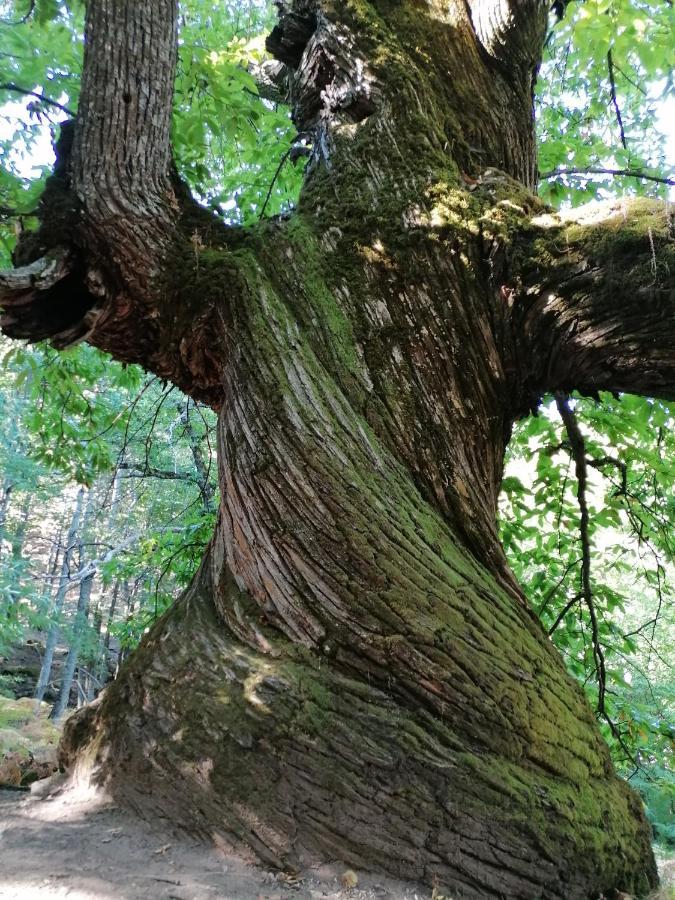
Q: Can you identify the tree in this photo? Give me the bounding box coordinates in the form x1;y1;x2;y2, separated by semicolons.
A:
0;0;673;895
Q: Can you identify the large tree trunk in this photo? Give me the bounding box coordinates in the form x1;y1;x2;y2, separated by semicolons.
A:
3;0;674;896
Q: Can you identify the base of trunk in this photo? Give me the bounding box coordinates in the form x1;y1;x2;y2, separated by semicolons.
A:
60;551;657;900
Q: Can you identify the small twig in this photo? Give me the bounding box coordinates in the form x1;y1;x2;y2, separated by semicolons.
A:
536;557;581;618
607;50;627;150
0;82;75;116
152;541;202;618
539;167;675;187
610;59;647;96
0;204;39;218
1;0;36;25
258;147;293;220
586;454;627;496
547;592;582;636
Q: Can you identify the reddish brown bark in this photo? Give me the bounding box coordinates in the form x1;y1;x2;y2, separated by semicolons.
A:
2;1;673;896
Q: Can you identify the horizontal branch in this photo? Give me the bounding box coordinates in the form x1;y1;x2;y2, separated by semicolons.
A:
513;198;675;402
45;526;189;586
0;82;75;116
119;462;196;482
539;167;675;188
466;0;549;67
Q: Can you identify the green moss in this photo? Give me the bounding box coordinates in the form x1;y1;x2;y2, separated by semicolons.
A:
566;199;675;282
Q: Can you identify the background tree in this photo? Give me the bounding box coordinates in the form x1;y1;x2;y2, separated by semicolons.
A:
0;0;673;896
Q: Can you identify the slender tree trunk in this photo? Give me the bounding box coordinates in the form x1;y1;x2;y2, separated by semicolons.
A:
179;400;215;512
44;525;63;597
10;494;31;561
35;488;85;702
103;579;121;654
51;570;94;721
116;578;135;672
49;489;99;716
4;0;674;895
0;480;12;559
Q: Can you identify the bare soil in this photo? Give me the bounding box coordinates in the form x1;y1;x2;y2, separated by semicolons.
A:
1;777;673;900
0;779;428;900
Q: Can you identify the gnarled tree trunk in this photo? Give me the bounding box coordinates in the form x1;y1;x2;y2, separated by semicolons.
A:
2;1;674;896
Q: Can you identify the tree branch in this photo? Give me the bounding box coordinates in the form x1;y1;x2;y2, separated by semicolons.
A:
514;198;675;402
547;591;582;636
606;50;627;151
118;462;196;482
0;0;239;408
0;82;74;116
554;393;607;713
465;0;549;66
539;166;675;187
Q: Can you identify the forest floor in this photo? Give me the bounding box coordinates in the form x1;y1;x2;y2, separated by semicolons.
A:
0;778;428;900
1;777;674;899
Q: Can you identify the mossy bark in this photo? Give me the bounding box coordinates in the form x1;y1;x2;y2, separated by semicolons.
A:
3;1;674;896
63;180;666;894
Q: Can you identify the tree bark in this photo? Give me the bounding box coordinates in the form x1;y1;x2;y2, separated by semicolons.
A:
3;0;673;896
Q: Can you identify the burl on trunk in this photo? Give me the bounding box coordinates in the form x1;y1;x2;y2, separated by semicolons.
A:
3;1;674;897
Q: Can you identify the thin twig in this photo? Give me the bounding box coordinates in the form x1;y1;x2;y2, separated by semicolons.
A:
1;0;35;26
0;204;39;218
539;167;675;187
258;147;292;220
547;592;582;636
607;50;627;150
610;59;647;96
0;82;75;116
536;556;581;618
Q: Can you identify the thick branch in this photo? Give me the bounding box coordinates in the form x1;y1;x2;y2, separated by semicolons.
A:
465;0;549;66
514;198;675;401
0;0;246;407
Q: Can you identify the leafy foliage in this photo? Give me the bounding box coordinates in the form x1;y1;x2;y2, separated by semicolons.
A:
173;0;303;221
501;394;675;845
538;0;674;204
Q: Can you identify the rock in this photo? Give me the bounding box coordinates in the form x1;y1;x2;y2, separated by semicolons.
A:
0;752;23;786
0;695;61;786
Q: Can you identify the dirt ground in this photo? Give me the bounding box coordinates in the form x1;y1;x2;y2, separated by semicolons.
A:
1;779;673;900
0;779;429;900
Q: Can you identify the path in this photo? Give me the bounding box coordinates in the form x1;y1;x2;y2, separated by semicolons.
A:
0;780;427;900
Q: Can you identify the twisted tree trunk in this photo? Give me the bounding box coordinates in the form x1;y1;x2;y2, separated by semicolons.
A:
2;0;673;896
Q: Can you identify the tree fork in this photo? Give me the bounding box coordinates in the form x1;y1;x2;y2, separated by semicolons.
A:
2;0;674;896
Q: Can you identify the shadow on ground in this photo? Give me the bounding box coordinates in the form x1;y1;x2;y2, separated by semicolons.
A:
0;784;426;900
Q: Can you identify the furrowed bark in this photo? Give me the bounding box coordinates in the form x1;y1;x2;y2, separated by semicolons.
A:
513;199;675;401
466;1;548;66
0;1;248;406
2;0;668;897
